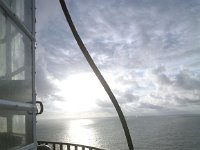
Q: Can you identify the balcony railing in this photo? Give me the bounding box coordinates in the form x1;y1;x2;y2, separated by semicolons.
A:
37;141;104;150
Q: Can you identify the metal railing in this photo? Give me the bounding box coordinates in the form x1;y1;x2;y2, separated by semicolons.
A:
37;141;104;150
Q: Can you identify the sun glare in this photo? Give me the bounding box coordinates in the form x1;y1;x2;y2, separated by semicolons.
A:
65;119;99;147
55;73;108;113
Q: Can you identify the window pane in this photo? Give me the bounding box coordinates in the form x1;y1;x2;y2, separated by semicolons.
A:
0;44;6;78
1;0;33;32
12;115;26;134
0;10;6;78
0;117;7;132
0;109;33;149
0;9;32;102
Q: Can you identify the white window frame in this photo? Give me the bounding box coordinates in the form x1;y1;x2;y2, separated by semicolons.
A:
0;0;37;149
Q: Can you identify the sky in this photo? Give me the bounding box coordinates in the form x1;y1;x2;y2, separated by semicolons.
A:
35;0;200;119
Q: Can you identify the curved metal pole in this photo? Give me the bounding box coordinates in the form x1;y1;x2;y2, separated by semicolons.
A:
59;0;134;149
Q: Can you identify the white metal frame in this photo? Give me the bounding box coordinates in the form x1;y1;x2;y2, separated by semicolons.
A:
31;0;37;149
0;99;36;111
0;0;35;41
0;0;37;149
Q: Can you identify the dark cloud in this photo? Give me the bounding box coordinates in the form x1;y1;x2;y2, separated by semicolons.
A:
117;92;139;105
152;67;200;90
96;92;139;110
175;70;200;90
96;100;113;109
139;103;164;110
151;66;172;86
174;96;200;106
149;67;200;110
150;93;164;100
158;74;172;85
121;94;139;103
36;61;58;98
152;66;166;74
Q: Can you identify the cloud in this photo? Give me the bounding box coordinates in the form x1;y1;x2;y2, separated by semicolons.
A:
175;70;200;90
139;102;164;110
115;90;140;104
121;93;139;103
152;67;200;91
174;96;200;106
149;66;200;109
36;68;57;98
157;74;172;85
36;51;58;98
96;100;113;109
35;0;200;117
96;93;139;109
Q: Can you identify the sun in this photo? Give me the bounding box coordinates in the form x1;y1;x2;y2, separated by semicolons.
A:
55;72;108;113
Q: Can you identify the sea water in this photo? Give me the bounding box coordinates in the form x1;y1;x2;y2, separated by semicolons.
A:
36;116;200;150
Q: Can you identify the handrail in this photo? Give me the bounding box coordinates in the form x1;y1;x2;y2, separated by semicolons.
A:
0;99;36;111
38;141;104;150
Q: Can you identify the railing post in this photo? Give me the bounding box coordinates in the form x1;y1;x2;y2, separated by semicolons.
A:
67;144;70;150
60;143;63;150
75;145;78;150
53;143;56;150
37;141;104;150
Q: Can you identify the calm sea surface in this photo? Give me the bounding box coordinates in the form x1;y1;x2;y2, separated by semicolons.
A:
36;116;200;150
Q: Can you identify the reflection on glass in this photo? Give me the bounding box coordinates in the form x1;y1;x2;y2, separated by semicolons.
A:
68;119;97;148
0;117;7;132
11;33;25;80
0;110;33;149
1;0;33;32
0;8;32;102
12;115;25;134
0;9;6;78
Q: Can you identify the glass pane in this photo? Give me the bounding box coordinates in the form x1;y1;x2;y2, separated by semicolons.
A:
0;9;32;102
1;0;33;32
0;117;7;132
12;115;26;134
0;109;33;150
0;10;6;78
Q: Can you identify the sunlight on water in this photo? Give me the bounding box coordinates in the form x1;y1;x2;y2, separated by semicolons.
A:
67;119;97;148
37;116;200;150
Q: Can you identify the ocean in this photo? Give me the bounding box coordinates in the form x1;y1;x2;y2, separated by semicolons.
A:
36;115;200;150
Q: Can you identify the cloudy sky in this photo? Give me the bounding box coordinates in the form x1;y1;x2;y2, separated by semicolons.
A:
36;0;200;118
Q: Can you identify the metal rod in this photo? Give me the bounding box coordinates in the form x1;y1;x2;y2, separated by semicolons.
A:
59;0;134;150
75;145;78;150
0;98;36;111
60;144;63;150
53;143;56;150
67;144;70;150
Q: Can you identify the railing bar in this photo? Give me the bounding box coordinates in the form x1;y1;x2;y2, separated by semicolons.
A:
60;143;63;150
75;145;78;150
37;141;104;150
67;144;70;150
52;143;55;150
